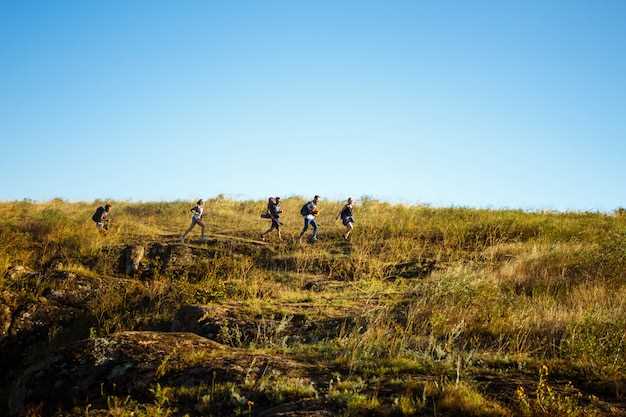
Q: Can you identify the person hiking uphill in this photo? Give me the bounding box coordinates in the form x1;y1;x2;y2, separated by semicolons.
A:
92;203;112;233
181;199;206;242
337;197;355;240
261;196;283;242
299;195;320;243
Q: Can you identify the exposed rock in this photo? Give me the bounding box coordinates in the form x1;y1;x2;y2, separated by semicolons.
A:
159;243;194;271
171;303;268;343
3;265;34;280
91;239;272;281
0;290;86;415
172;303;360;346
0;296;83;361
302;280;324;292
384;259;437;280
143;242;197;279
0;304;11;337
9;331;314;416
43;271;123;308
0;272;145;400
123;244;145;275
0;290;17;338
44;256;66;273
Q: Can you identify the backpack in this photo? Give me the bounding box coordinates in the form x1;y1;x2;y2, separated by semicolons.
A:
341;205;352;219
300;202;310;216
92;207;105;223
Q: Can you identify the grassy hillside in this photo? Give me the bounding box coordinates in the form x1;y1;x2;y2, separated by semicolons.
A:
1;197;625;416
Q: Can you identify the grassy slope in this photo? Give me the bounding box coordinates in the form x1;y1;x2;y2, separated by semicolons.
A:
1;197;625;416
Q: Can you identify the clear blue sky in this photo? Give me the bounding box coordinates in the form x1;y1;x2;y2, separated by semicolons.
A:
1;1;626;210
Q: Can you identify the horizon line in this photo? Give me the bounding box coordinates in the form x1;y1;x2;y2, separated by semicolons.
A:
0;194;621;215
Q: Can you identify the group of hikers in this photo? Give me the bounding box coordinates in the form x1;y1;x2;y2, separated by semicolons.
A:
91;196;355;243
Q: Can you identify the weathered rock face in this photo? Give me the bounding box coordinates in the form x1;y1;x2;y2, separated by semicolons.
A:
9;331;315;417
384;259;437;280
0;290;17;339
171;304;360;346
88;237;274;281
43;271;110;307
123;244;145;275
3;265;35;281
0;273;94;381
4;298;81;344
171;304;254;342
0;271;145;399
92;242;211;279
9;332;216;415
145;242;196;277
3;265;31;283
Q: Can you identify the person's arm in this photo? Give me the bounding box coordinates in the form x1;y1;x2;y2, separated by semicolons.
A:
336;205;345;220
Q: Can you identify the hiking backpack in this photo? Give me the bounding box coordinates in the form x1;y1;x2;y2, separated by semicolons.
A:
300;203;310;216
92;207;105;223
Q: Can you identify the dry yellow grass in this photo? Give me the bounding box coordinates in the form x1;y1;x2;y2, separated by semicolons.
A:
1;198;624;416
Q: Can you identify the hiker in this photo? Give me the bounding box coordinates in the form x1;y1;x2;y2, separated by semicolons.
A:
181;199;206;242
299;195;320;243
337;197;355;240
92;203;112;233
261;196;282;241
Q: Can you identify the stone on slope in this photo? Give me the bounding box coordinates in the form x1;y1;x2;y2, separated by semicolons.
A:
9;331;314;416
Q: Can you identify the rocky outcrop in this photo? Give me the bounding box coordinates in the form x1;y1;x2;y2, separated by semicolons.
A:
0;290;17;339
145;242;197;277
3;265;35;281
95;242;207;279
172;303;361;346
91;238;273;280
384;258;437;280
0;272;87;355
123;244;145;275
9;331;316;416
0;271;145;393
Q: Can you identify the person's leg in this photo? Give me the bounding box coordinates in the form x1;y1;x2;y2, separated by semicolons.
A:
262;218;278;240
310;218;318;241
299;218;310;242
344;222;353;240
270;220;282;241
272;219;282;241
261;224;274;240
182;220;196;241
197;219;206;239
